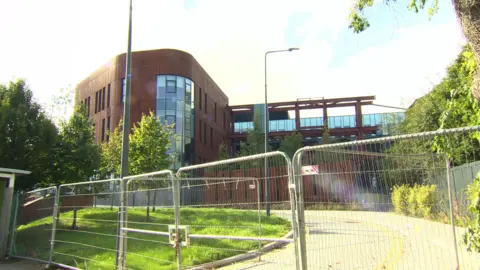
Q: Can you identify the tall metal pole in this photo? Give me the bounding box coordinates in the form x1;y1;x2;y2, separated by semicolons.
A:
264;52;270;217
264;48;299;217
116;0;133;268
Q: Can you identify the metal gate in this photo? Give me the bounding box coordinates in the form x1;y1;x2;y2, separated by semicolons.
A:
118;170;178;270
176;151;300;269
293;126;480;270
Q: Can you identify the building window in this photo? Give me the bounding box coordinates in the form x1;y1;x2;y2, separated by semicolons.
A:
95;92;98;113
199;120;202;142
199;88;202;111
122;78;126;103
87;97;91;116
210;127;213;147
106;117;110;142
204;122;207;145
101;118;106;142
214;102;217;123
107;84;111;107
102;87;106;110
97;90;100;112
223;111;226;128
204;93;207;114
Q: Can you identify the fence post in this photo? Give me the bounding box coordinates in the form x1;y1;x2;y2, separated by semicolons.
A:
445;156;460;270
115;179;126;270
7;193;20;257
283;153;300;270
293;151;308;270
48;187;60;265
173;174;181;269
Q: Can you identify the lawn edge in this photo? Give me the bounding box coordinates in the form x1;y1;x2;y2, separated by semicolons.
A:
190;230;294;270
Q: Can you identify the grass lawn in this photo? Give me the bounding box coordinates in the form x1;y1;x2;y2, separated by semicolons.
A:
13;207;290;270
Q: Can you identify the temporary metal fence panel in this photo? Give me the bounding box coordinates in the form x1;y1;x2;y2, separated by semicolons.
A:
293;126;480;270
52;178;122;269
176;151;299;269
8;186;57;264
118;170;177;270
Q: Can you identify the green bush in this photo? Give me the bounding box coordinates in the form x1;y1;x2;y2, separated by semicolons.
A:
392;184;439;219
416;185;439;219
462;173;480;252
407;185;419;216
392;185;409;215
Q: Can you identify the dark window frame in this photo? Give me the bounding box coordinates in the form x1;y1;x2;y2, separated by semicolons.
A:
214;102;217;123
210;127;213;148
102;87;106;110
101;118;106;142
107;84;111;107
199;88;202;111
95;91;98;113
204;122;207;145
204;93;207;113
106;117;111;142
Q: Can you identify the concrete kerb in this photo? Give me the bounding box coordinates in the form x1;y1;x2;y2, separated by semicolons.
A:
191;230;294;270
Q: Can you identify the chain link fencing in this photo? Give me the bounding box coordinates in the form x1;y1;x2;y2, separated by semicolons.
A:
293;126;480;270
8;187;57;264
176;151;299;269
48;179;122;269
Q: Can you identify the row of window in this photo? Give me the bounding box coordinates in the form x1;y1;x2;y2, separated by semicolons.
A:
80;97;91;116
95;85;111;113
100;116;111;142
233;113;406;133
198;88;227;129
198;119;214;148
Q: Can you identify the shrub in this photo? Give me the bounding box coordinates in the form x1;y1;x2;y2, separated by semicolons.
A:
416;185;439;219
392;185;409;215
462;173;480;252
407;185;419;216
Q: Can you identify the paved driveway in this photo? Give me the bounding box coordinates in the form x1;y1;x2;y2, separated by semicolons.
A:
0;259;44;270
221;210;480;270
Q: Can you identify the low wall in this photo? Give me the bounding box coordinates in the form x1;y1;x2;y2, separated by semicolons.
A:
18;195;94;225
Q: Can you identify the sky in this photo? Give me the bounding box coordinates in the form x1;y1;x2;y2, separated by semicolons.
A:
0;0;466;118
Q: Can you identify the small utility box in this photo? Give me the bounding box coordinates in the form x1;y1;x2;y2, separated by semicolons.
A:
0;168;30;259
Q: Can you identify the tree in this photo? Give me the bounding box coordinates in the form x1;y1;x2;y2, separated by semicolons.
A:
349;0;480;101
218;142;229;160
100;112;174;220
239;110;270;157
55;105;101;229
100;120;123;178
279;132;303;159
0;79;58;190
130;111;174;221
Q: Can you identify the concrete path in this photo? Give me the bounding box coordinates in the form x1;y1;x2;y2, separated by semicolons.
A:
221;210;480;270
0;259;45;270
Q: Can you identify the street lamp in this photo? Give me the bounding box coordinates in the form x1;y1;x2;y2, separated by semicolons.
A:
264;48;299;217
117;0;133;268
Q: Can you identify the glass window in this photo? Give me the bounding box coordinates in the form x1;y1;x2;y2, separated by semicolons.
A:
166;116;175;125
286;120;294;131
167;75;176;81
343;116;351;127
176;76;185;89
319;117;324;126
166;99;176;111
176;116;183;134
185;81;191;93
122;78;126;103
167;80;176;93
279;120;285;131
156;99;166;110
334;116;341;128
270;120;277;132
157;75;166;87
176;100;184;112
185;117;191;131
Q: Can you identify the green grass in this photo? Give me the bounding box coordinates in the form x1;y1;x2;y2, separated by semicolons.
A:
13;207;290;269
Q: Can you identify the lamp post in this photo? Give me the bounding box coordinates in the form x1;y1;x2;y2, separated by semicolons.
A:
264;48;299;217
116;0;133;268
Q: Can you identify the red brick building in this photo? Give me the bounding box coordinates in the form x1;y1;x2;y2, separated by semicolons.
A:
76;49;230;168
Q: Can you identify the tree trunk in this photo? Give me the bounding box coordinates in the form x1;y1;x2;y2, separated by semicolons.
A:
454;0;480;100
146;190;151;222
152;190;157;212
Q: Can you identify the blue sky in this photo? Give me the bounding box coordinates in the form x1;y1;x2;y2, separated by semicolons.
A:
0;0;466;118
